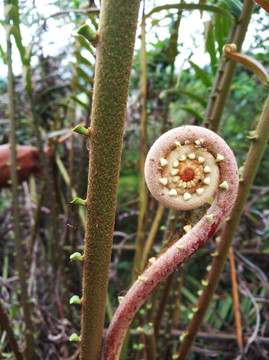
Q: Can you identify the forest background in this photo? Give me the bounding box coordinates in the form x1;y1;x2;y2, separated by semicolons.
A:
0;0;269;359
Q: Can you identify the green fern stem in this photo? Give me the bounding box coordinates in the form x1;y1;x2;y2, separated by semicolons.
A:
80;1;141;359
205;0;254;132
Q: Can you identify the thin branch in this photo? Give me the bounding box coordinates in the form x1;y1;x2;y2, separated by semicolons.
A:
45;8;100;22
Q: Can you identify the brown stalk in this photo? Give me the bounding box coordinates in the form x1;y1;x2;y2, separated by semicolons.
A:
229;246;243;351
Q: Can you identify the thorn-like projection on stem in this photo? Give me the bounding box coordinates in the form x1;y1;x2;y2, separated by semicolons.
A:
211;251;219;257
70;197;86;206
148;257;156;264
205;214;214;222
159;177;168;186
69;295;81;305
160;158;168;167
219;181;229;190
179;332;187;341
72;124;91;137
70;252;83;261
102;126;238;360
183;193;192;201
216;154;224;162
69;333;80;342
183;225;192;233
77;24;98;47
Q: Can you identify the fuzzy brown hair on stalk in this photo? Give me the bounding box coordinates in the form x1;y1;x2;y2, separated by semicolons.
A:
102;125;238;360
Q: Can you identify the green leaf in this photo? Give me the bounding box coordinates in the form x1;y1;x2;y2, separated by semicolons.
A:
164;89;207;107
0;44;6;64
4;4;19;28
47;129;70;139
143;3;234;24
38;100;69;116
22;65;32;95
35;84;69;102
24;45;32;65
204;21;218;74
181;286;198;304
180;90;207;107
76;54;94;70
71;80;91;95
212;296;233;329
5;25;26;65
75;35;95;57
221;0;243;17
189;61;212;87
76;66;91;81
181;106;204;123
71;96;89;110
214;12;231;58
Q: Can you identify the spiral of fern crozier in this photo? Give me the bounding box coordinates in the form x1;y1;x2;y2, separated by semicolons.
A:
145;125;229;210
102;125;238;360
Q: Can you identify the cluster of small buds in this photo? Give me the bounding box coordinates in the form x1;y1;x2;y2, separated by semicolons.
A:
159;143;223;202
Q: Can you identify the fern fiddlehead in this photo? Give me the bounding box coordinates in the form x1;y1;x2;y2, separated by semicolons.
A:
102;125;238;359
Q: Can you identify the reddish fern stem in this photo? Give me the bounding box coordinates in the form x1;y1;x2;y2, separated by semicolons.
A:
102;126;238;359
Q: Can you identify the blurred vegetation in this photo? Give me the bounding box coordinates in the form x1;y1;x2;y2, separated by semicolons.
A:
0;0;268;359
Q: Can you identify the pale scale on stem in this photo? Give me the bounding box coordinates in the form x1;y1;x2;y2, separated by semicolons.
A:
102;125;238;359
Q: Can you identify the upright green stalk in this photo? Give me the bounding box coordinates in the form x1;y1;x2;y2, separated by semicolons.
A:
133;11;148;277
205;0;254;132
80;1;141;359
5;13;35;360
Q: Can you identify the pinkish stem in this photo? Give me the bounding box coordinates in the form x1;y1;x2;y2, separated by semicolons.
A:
102;126;238;359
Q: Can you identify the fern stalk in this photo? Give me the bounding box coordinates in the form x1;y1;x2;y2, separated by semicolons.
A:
229;246;243;351
133;13;148;277
205;0;254;132
103;126;239;359
80;1;141;359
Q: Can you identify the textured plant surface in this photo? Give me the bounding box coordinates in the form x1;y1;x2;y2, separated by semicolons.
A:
79;1;141;359
103;125;238;359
